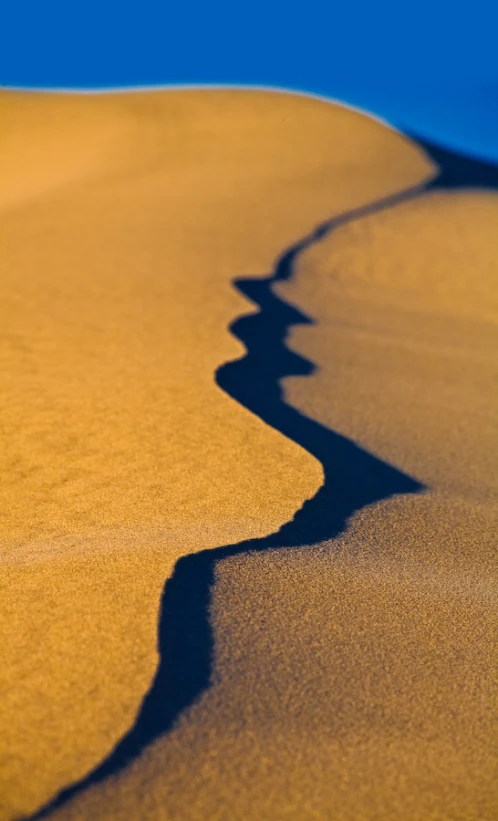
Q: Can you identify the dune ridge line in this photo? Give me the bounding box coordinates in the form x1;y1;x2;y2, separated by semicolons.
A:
23;176;439;821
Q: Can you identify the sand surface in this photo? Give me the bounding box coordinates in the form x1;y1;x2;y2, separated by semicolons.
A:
1;89;496;820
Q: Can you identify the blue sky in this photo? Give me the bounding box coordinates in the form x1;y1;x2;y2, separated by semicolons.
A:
2;0;497;161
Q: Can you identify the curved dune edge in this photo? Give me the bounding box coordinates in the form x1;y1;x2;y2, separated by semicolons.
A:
28;142;498;820
0;88;437;819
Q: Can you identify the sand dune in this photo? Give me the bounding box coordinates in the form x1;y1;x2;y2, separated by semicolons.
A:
1;89;496;820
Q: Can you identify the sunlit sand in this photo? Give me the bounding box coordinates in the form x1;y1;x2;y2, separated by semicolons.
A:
1;88;496;820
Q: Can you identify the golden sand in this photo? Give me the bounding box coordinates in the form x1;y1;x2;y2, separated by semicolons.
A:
1;89;496;820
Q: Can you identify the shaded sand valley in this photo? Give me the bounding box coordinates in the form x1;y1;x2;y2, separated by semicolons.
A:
1;89;497;820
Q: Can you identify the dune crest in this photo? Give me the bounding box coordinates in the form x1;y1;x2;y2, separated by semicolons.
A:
1;88;442;819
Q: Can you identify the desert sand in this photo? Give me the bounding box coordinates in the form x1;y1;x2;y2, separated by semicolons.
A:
1;88;496;820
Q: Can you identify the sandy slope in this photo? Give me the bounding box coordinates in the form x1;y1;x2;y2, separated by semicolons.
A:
1;88;495;820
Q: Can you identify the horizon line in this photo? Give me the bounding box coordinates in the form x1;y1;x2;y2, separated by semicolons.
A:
0;82;398;130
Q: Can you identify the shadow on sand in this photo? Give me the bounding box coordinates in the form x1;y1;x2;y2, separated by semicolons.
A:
25;138;498;819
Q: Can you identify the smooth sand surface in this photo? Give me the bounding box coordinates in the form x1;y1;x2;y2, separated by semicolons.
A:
1;89;496;820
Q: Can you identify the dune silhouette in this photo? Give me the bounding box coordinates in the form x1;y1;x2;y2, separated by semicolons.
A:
23;136;498;820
